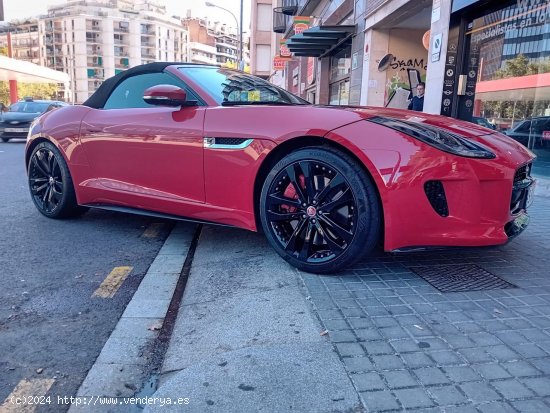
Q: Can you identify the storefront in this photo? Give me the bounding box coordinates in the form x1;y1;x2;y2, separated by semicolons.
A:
445;0;550;176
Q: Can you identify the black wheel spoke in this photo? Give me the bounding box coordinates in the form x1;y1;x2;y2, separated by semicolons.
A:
298;161;316;202
298;222;314;260
285;164;307;204
266;193;301;209
33;182;49;194
39;151;51;174
267;210;303;222
313;221;344;253
319;215;354;244
319;188;353;213
51;186;63;201
315;173;346;204
32;156;49;177
284;218;308;252
51;156;60;178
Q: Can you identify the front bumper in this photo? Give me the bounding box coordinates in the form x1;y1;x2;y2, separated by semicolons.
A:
0;126;31;139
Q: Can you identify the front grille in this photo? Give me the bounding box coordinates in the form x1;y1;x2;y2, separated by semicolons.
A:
510;162;532;214
424;180;449;217
514;163;530;182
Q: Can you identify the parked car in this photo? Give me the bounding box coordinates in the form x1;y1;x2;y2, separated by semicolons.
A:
505;116;550;149
25;63;536;273
471;116;496;130
0;98;67;142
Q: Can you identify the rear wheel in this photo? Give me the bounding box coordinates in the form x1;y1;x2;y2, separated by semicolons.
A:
259;147;381;274
28;141;88;218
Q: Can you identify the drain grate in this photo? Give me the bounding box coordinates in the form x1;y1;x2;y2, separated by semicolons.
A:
409;264;516;293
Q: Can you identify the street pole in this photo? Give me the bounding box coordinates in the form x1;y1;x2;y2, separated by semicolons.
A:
239;0;243;70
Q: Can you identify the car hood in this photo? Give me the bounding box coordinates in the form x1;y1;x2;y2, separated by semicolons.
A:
331;106;535;165
0;112;41;123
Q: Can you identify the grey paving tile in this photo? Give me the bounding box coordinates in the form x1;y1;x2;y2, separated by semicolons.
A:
477;401;519;413
335;342;365;357
520;377;550;397
491;379;535;399
503;360;543;377
343;356;374;373
472;363;512;380
413;367;450;385
401;352;436;369
512;399;550;412
459;382;501;403
393;388;434;409
428;385;468;406
352;372;386;392
383;370;419;389
359;390;400;411
444;366;482;383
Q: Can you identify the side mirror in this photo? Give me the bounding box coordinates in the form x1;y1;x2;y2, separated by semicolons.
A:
143;85;195;107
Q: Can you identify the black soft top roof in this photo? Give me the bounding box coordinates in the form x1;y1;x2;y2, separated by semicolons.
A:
82;62;216;109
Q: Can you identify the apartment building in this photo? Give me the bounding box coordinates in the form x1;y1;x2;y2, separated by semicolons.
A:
0;20;41;65
250;0;278;78
183;16;248;68
1;0;189;103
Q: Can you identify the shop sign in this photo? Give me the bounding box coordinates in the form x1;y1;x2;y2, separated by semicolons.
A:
432;0;441;23
273;57;288;71
280;40;291;58
307;57;316;85
293;16;312;35
543;131;550;141
440;26;460;116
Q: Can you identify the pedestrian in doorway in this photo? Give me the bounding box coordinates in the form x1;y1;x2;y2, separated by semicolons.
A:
408;82;425;111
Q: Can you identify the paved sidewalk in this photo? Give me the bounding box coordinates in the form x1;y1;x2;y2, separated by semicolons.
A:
149;195;549;413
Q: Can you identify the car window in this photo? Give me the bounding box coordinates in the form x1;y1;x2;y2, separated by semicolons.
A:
9;102;51;113
513;120;531;133
180;67;309;106
533;119;550;134
104;72;196;109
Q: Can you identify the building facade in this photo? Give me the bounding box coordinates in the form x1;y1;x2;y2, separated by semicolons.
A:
1;0;189;103
182;17;245;68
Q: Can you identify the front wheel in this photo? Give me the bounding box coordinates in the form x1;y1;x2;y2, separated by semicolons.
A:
28;141;88;218
259;147;381;274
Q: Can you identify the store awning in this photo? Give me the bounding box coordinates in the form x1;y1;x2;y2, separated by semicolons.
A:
286;25;355;58
0;55;69;83
475;73;550;102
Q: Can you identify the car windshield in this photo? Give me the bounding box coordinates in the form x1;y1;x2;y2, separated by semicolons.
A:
181;67;309;106
9;102;51;113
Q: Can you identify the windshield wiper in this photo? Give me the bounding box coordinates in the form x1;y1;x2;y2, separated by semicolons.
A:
221;101;299;106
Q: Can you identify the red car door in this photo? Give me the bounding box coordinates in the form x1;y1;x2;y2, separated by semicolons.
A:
79;72;205;204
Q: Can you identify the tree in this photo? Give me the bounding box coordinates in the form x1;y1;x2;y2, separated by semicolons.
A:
0;82;59;105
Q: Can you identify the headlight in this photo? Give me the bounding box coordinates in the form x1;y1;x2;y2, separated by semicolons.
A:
368;117;496;159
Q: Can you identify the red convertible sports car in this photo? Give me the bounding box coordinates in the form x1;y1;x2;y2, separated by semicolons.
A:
26;63;536;273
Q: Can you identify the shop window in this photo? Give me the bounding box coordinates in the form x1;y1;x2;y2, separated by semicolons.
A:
462;0;550;176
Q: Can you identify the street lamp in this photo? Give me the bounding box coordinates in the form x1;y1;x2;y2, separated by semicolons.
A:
205;0;243;70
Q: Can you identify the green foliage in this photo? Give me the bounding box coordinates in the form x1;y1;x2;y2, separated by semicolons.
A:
493;54;550;80
0;82;59;106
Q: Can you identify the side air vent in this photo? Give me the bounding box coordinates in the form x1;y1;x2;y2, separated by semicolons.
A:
203;137;253;149
424;180;449;217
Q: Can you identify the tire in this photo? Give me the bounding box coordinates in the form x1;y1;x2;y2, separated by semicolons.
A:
1;138;9;142
28;141;88;219
259;147;381;274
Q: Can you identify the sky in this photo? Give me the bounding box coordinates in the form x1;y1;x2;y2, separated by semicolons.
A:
2;0;252;32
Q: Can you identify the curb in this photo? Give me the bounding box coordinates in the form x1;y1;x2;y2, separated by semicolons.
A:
68;223;196;413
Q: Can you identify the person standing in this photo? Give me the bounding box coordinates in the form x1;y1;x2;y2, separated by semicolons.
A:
408;82;425;111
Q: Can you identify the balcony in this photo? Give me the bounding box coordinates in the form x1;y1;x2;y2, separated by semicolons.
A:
273;8;291;34
141;51;156;59
281;0;299;16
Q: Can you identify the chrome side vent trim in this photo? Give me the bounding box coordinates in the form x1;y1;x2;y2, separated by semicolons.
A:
203;137;253;149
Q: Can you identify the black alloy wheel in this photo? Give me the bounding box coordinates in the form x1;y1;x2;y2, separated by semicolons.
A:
28;141;87;218
260;147;381;274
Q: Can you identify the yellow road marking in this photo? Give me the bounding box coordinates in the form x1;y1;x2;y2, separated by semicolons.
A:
0;379;55;413
142;223;164;238
92;266;133;298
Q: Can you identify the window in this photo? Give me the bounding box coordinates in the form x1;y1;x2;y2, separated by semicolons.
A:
257;4;272;32
104;72;191;109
